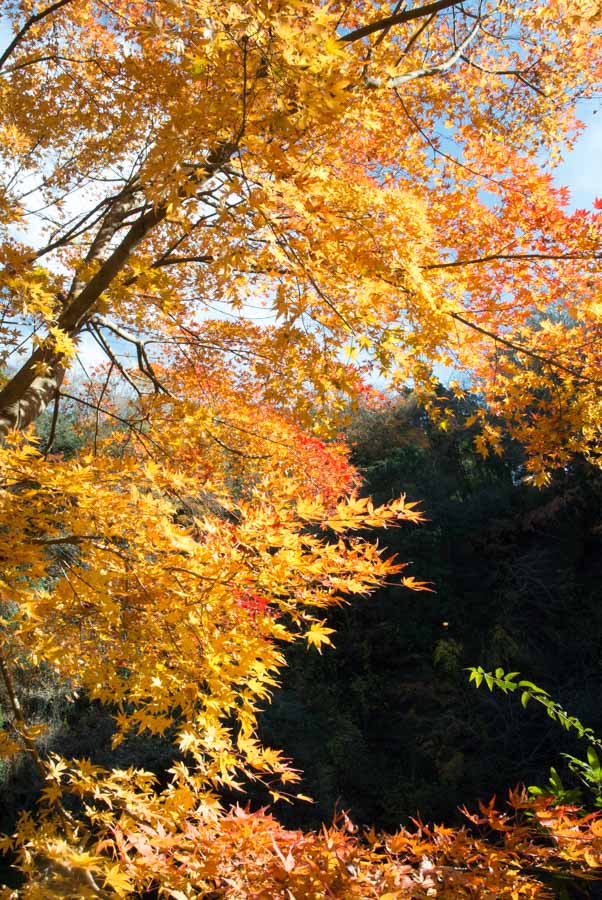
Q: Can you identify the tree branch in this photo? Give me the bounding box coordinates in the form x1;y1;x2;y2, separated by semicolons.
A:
424;251;602;270
340;0;465;44
0;646;47;779
460;54;549;97
0;0;75;71
91;316;169;395
0;144;235;435
396;11;437;64
152;254;214;268
89;323;142;397
30;534;101;545
43;389;61;456
122;254;214;287
366;17;480;87
450;312;602;387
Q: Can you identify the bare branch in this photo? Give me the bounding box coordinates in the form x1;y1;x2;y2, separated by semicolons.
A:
340;0;465;45
152;255;214;268
0;53;62;75
93;360;114;455
206;428;270;459
43;389;60;456
59;390;148;431
374;0;407;49
0;0;75;71
91;316;169;395
122;253;214;286
366;18;480;88
30;534;101;545
0;647;47;779
395;91;513;191
89;323;142;397
450;312;602;387
396;11;437;64
461;54;549;97
424;251;602;270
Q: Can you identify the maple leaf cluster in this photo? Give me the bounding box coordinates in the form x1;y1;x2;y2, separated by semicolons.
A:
4;785;602;897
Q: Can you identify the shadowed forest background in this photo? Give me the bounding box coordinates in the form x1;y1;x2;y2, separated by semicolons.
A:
3;390;601;851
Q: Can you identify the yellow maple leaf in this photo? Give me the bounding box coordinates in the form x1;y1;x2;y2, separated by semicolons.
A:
304;620;335;653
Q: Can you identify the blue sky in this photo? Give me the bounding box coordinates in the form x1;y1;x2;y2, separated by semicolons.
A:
553;108;601;210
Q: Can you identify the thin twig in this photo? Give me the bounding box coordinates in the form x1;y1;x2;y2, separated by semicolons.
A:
450;311;602;387
0;646;47;779
0;0;75;70
366;18;480;88
43;390;61;456
424;251;602;270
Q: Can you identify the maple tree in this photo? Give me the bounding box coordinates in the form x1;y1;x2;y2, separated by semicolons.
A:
0;0;601;895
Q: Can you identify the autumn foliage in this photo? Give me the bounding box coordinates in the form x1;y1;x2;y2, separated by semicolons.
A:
0;0;601;895
7;788;602;898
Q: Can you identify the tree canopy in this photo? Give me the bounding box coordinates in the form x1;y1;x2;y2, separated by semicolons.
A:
0;0;600;473
0;0;601;895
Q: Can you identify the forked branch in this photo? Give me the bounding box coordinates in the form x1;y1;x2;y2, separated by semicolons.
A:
340;0;465;44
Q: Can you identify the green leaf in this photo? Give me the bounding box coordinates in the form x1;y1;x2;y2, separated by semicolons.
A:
469;670;483;688
549;767;563;790
518;680;548;695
